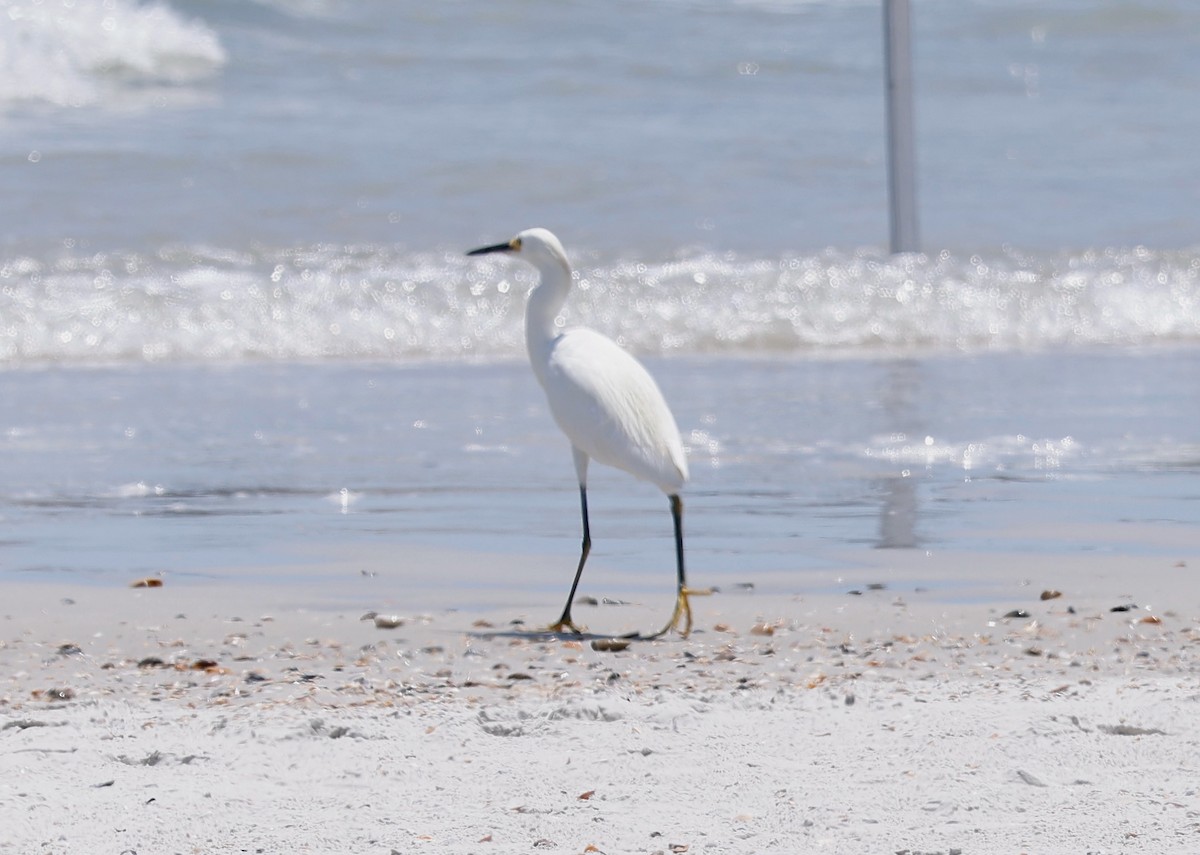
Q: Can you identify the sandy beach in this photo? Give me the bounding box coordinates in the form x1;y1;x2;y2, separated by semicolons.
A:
3;542;1198;854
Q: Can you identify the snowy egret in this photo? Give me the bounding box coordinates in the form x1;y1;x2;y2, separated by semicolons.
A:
467;228;702;638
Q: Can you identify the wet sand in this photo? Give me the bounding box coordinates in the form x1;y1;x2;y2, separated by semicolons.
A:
3;542;1198;853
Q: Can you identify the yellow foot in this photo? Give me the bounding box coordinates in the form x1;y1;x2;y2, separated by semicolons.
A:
545;617;586;636
645;586;714;639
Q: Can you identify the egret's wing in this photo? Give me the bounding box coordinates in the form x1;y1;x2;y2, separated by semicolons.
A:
541;329;687;492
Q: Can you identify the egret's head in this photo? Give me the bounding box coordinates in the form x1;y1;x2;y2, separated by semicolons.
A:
467;228;569;272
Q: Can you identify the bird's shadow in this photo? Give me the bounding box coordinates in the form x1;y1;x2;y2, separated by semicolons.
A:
469;627;657;644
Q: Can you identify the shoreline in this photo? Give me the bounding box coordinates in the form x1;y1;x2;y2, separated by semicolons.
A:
3;545;1198;853
4;542;1196;706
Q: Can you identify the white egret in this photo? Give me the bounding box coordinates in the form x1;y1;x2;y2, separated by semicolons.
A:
467;228;701;638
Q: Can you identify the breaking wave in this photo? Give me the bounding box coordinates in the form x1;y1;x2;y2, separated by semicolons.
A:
1;243;1197;365
0;0;225;107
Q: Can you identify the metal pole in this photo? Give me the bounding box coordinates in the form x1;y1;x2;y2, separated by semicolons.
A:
883;0;919;253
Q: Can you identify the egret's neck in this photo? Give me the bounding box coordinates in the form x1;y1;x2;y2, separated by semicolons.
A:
524;257;572;375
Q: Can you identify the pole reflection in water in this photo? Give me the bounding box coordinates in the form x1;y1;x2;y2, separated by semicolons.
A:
876;360;923;549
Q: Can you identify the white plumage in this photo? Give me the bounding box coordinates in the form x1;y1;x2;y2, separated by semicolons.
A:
467;227;700;638
540;326;687;493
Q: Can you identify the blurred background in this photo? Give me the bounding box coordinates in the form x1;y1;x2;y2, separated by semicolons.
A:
2;0;1198;257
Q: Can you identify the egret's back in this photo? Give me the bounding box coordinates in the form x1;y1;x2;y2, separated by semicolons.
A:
539;328;687;494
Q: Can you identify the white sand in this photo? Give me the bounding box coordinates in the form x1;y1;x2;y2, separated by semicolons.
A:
2;543;1198;853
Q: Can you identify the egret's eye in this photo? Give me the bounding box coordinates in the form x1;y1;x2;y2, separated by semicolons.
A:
511;237;522;251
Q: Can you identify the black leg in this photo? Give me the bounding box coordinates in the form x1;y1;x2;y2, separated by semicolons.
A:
550;485;590;633
671;493;685;593
640;493;699;640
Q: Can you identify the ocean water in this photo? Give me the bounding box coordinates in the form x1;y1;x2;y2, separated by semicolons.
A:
1;0;1197;602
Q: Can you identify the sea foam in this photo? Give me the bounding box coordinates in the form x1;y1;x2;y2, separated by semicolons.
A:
0;0;225;107
0;243;1197;365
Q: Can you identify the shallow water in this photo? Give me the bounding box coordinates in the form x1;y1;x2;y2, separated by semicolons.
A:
2;351;1195;600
